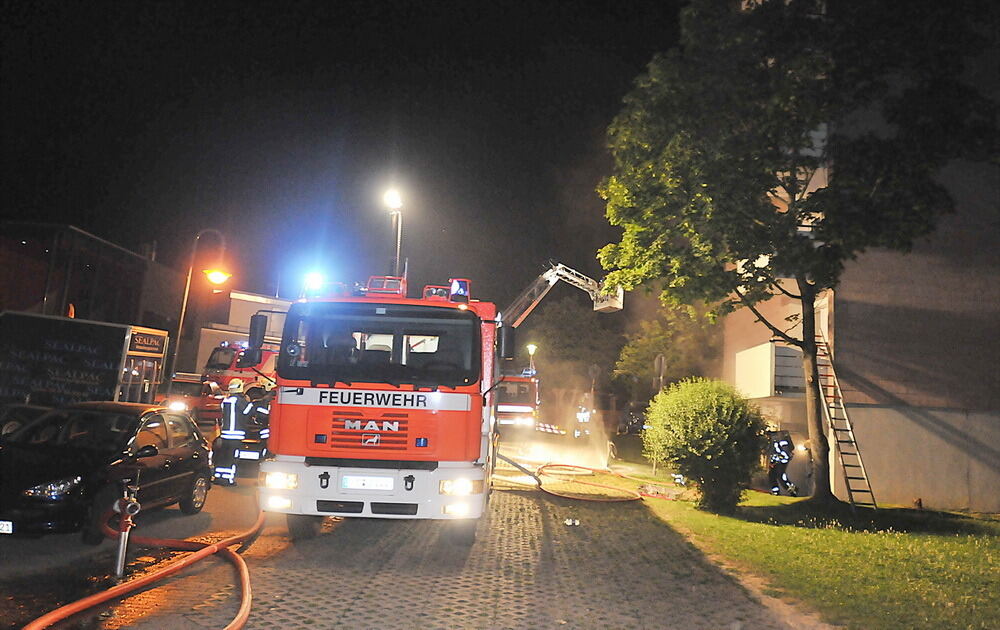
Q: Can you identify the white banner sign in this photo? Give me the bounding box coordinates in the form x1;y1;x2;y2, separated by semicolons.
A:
279;387;471;411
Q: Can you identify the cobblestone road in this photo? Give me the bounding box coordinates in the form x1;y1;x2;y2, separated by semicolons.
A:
84;488;791;630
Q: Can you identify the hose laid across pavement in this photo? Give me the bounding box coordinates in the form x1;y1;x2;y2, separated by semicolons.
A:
495;452;675;502
24;505;265;630
29;456;664;629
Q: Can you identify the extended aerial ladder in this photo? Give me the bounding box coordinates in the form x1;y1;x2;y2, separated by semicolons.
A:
501;262;623;328
493;262;623;472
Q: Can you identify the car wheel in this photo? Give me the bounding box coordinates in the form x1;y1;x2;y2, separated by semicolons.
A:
179;474;210;514
287;514;323;541
81;485;119;546
443;519;477;546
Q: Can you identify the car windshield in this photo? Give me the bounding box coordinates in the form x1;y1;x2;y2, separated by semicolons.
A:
205;347;237;370
278;302;480;387
5;409;139;453
170;381;204;397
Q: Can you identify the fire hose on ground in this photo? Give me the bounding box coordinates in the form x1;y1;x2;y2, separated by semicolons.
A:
26;455;659;629
24;494;265;630
495;452;675;502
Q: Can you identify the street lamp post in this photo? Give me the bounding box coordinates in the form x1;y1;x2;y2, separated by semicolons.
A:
383;189;403;277
526;343;538;375
170;229;230;388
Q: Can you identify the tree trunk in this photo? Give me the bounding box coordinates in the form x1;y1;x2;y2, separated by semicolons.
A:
798;279;837;504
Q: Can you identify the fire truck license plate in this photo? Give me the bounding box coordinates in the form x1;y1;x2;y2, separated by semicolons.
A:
341;475;394;491
0;520;13;534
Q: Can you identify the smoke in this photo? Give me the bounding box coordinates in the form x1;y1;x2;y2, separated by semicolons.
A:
497;356;617;471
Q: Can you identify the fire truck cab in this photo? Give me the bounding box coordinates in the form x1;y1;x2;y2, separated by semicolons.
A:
244;275;513;543
496;373;540;430
202;340;279;395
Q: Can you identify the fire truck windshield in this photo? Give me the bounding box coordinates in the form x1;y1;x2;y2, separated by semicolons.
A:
498;381;535;405
205;347;237;370
277;302;480;388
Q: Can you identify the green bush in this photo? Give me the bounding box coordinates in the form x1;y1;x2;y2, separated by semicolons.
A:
643;378;766;514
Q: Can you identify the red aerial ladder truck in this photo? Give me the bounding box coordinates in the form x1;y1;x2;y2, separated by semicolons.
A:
497;263;623;456
496;373;540;430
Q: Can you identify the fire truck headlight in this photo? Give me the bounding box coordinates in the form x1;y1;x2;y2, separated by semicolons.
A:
439;478;483;496
266;495;293;510
443;502;470;517
168;401;188;411
262;471;299;490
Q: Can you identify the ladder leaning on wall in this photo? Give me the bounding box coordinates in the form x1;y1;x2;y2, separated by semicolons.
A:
815;331;877;510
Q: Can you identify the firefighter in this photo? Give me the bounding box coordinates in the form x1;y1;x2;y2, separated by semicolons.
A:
767;430;798;496
242;384;274;458
213;381;251;485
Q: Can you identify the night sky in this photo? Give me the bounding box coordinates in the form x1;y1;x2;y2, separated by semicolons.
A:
2;1;679;306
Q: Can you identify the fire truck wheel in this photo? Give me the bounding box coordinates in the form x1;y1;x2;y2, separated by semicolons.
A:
444;519;477;546
287;514;323;541
81;485;119;546
179;474;210;514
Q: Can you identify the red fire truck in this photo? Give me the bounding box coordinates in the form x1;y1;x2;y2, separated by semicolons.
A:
242;276;513;542
496;373;540;430
202;340;279;394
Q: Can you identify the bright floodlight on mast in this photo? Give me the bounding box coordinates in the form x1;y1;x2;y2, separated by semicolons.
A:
383;188;403;277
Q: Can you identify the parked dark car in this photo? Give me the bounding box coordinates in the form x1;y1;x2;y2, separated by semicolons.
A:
0;401;212;544
0;403;51;437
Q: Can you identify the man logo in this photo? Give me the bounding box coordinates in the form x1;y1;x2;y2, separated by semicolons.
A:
345;420;400;432
362;433;380;446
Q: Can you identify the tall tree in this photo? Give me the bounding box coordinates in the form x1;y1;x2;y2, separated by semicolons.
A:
598;0;996;503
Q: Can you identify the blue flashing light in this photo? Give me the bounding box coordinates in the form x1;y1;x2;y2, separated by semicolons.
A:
449;278;471;303
415;437;428;447
304;271;325;292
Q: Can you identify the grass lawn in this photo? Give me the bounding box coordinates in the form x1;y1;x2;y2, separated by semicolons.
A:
646;493;1000;630
593;437;1000;629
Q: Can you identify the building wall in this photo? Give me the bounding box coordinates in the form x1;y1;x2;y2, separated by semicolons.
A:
847;406;1000;513
713;160;999;511
714;292;806;432
835;162;1000;411
137;259;184;334
830;160;1000;512
0;233;52;312
0;224;147;324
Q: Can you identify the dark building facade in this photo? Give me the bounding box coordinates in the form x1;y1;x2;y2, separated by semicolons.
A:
1;223;150;324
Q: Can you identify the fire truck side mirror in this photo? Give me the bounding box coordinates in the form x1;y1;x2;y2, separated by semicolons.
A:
238;348;261;369
238;314;267;368
498;324;516;360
